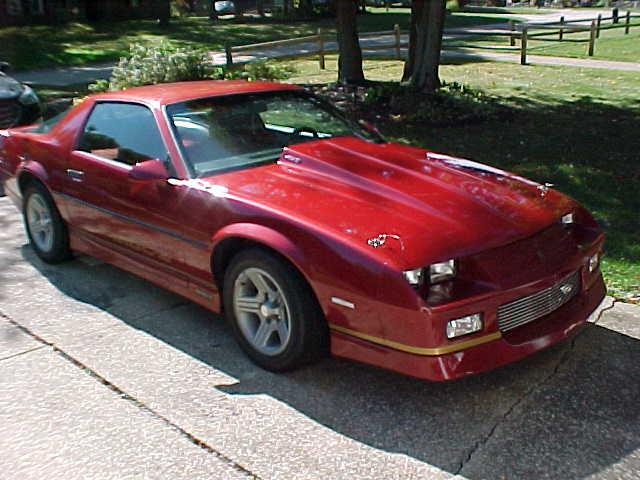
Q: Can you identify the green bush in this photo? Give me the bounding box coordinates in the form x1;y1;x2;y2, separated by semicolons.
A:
88;43;296;93
89;42;221;92
224;60;296;82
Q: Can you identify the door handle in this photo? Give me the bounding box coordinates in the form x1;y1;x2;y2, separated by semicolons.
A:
66;169;85;182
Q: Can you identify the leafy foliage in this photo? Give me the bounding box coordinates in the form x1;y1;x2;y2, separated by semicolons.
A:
362;81;510;125
224;60;296;82
88;43;297;93
89;43;219;92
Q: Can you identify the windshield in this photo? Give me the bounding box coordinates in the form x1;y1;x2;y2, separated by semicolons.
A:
166;91;379;177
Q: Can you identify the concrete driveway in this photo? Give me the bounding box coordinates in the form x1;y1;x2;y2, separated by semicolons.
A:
1;195;639;480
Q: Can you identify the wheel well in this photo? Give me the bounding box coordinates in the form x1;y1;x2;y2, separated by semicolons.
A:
212;236;329;351
18;172;41;194
211;237;319;306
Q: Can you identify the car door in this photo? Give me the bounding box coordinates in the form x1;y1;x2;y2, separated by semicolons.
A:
63;101;194;285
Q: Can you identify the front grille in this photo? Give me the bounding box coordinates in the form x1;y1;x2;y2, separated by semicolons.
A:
0;100;20;129
497;271;580;332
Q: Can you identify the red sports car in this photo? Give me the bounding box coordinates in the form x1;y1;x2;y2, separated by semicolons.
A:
0;80;606;381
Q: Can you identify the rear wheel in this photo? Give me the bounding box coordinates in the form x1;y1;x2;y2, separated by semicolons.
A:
223;248;327;372
23;182;71;263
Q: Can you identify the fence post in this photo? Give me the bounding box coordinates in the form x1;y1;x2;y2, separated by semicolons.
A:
612;7;619;24
625;10;631;34
559;15;564;41
394;24;401;60
317;28;325;70
520;26;528;65
588;20;596;56
596;14;602;38
225;44;233;66
509;19;516;46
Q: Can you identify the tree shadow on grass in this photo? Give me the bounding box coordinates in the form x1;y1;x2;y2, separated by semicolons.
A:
14;241;640;479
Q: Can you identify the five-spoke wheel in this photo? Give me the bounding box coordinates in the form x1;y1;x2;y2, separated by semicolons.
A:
233;267;292;356
224;248;328;371
23;182;71;263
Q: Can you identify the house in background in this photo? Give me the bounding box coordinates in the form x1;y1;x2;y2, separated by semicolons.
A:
0;0;170;26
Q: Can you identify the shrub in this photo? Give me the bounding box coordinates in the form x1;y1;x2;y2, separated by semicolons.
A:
361;81;510;126
88;44;296;93
89;42;221;92
224;60;296;82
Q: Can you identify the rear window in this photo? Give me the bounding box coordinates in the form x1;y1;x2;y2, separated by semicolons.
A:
29;109;69;134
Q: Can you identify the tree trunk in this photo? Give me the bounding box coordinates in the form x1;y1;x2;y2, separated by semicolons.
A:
157;0;171;27
336;0;365;85
257;0;265;16
402;0;422;82
300;0;314;16
403;0;446;92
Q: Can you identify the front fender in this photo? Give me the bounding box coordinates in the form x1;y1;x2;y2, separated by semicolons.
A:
212;222;310;277
17;160;50;188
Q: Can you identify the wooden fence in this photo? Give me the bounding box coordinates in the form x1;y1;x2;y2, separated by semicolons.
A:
223;9;640;68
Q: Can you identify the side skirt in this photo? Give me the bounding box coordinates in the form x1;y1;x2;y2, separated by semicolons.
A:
69;227;221;313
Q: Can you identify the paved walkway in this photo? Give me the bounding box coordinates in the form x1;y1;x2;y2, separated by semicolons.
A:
2;195;640;479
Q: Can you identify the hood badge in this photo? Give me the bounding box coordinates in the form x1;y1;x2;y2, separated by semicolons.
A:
537;183;554;197
367;233;404;251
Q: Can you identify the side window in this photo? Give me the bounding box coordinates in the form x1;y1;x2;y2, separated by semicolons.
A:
78;103;166;166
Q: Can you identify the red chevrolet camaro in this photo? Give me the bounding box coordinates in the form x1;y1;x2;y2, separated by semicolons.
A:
0;80;606;381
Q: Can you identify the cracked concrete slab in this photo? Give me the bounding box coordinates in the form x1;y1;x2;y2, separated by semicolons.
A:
0;348;255;480
0;314;42;361
458;304;640;479
596;301;640;340
60;308;455;480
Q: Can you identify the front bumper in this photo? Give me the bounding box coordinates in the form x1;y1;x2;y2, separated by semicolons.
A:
330;272;606;381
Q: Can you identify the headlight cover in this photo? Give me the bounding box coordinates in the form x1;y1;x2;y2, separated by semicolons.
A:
429;259;456;284
403;268;424;287
403;259;456;287
18;85;39;106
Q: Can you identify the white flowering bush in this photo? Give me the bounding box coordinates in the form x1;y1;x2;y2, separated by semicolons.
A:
88;43;296;94
89;43;221;92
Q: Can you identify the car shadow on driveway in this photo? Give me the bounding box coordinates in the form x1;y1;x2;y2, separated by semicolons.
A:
21;246;640;480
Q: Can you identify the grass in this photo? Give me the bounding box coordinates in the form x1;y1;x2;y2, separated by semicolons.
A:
283;57;640;300
1;9;524;71
528;24;640;62
447;20;640;63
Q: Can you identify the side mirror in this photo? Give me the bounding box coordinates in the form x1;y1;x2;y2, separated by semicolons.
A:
0;62;11;73
128;158;169;181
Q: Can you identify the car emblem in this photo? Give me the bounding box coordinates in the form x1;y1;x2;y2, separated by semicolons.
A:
367;233;405;250
537;183;554;197
560;284;573;295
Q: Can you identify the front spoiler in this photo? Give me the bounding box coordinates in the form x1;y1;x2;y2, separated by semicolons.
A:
330;274;606;381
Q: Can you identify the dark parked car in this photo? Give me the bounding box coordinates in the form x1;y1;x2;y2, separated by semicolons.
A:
0;62;42;130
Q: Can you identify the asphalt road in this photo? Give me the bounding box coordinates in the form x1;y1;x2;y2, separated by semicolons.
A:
1;195;640;480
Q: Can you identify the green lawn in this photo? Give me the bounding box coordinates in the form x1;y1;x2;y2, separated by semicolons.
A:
1;9;523;71
447;20;640;63
528;24;640;62
284;57;640;300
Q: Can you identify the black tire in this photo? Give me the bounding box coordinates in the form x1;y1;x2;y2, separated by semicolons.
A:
23;182;71;264
223;248;328;372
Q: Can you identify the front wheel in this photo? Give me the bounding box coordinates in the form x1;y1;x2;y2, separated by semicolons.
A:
23;182;71;263
223;249;327;372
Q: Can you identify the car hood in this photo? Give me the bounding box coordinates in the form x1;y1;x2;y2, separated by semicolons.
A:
0;73;23;100
204;137;576;268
